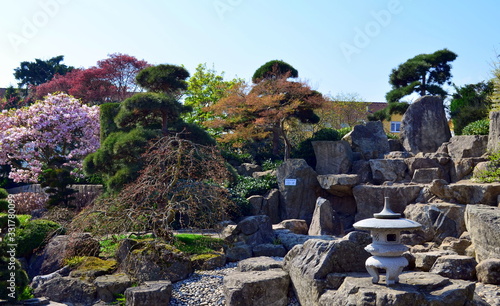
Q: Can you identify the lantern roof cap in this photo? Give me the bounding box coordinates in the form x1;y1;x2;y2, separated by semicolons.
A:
353;197;422;230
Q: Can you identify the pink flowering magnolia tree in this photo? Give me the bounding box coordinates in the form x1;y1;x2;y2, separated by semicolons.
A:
0;93;100;183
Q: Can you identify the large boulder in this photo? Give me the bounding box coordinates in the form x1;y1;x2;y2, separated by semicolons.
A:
273;219;308;235
447;135;488;159
369;159;408;184
401;95;451;154
342;121;390;160
429;255;477;281
33;275;97;305
312;140;353;174
28;232;100;278
225;215;275;246
237;163;262;176
317;174;359;196
450;157;488;182
308;197;343;236
237;257;284;272
274;229;335;252
120;241;192;282
476;258;500;285
318;272;475;306
223;270;290;306
405;156;450;182
429;180;500;205
94;273;132;303
464;205;500;262
353;184;423;221
125;280;172;306
283;232;371;306
488;110;500;153
276;159;322;224
249;189;281;223
403;202;466;243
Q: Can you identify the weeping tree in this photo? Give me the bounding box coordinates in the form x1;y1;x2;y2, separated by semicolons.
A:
74;135;235;238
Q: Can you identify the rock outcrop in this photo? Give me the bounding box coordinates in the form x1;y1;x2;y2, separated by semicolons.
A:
318;272;475;306
400;95;451;154
342;121;390;160
312;140;353;174
308;197;343;236
464;205;500;262
277;159;321;224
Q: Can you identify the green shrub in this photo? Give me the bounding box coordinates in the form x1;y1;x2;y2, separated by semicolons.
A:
0;256;30;301
462;119;489;135
231;175;277;199
261;159;283;171
16;219;63;257
474;150;500;183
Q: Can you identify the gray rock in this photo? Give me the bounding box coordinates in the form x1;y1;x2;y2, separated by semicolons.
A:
274;219;308;235
385;151;413;159
94;273;132;303
125;280;172;306
405;156;450;183
476;258;500;285
273;229;334;251
429;179;500;205
237;256;284;272
308;197;343;236
414;251;456;272
464;205;500;262
388;139;404;152
33;275;97;305
312;140;353;174
237;163;262;176
319;272;475;306
353;184;423;221
227;215;275;246
28;235;69;278
440;235;472;255
412;168;445;184
276;159;321;224
252;169;275;179
401;95;451;154
283;232;371;306
430;255;477;280
488;111;500;153
450;157;487;182
252;244;287;257
116;239;139;263
120;241;192;282
351;160;373;184
342;121;390;160
369;159;408;184
248;195;264;216
403;202;466;243
317;174;359;196
223;270;290;306
447;135;488;159
226;242;253;262
262;189;281;224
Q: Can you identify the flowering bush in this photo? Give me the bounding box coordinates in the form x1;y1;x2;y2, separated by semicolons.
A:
8;192;48;214
0;93;100;183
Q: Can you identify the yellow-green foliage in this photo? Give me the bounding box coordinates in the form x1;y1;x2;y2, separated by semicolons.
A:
64;256;87;268
71;256;117;274
474;150;500;183
173;234;225;255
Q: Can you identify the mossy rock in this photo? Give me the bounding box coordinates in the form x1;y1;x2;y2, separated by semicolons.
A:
121;241;192;282
69;256;117;280
191;252;226;270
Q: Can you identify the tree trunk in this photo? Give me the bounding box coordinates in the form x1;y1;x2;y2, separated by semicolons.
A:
420;75;427;96
272;124;281;156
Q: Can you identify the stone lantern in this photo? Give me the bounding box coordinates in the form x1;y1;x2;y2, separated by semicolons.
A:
353;197;421;286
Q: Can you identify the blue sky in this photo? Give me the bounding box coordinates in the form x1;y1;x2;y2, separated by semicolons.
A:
1;0;499;102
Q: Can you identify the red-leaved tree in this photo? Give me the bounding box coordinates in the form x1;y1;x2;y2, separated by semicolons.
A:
33;53;149;104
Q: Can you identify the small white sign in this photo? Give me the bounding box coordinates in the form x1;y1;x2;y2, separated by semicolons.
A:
284;179;297;186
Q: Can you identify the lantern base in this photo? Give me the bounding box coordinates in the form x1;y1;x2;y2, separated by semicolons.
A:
365;255;408;286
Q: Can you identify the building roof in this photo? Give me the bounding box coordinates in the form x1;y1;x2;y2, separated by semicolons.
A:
366;102;388;113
